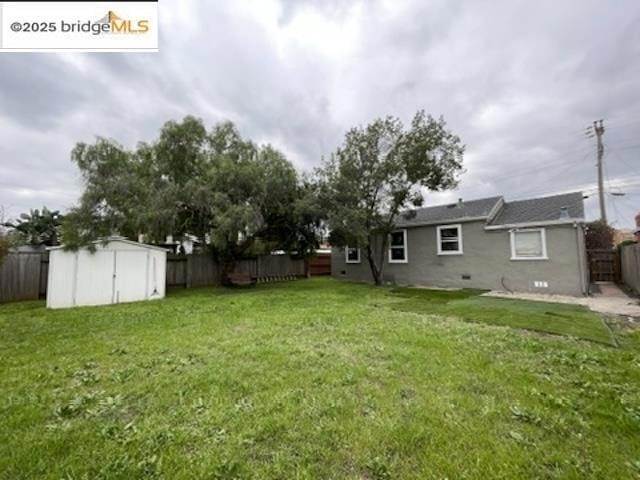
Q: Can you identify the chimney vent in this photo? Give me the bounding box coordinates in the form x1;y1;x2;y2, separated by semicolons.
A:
457;198;463;208
559;206;570;219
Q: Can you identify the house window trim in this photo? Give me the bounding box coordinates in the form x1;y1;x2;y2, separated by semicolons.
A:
388;229;408;264
436;224;463;255
345;246;361;264
510;228;548;261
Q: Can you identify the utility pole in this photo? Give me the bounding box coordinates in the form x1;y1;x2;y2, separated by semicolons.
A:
592;119;606;223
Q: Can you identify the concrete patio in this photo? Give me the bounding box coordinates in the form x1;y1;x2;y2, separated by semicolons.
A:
484;282;640;318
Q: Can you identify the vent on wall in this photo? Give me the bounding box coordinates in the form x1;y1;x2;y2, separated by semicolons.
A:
340;270;346;276
534;281;548;288
462;274;471;280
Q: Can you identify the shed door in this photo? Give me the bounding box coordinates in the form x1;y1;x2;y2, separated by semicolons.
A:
114;250;149;304
75;250;116;307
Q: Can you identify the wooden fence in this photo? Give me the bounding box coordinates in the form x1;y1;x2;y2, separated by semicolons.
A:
0;253;48;303
308;252;331;276
621;243;640;295
0;252;307;303
587;248;620;282
166;254;306;288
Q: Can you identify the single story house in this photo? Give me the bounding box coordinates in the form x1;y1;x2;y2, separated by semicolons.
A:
332;192;588;296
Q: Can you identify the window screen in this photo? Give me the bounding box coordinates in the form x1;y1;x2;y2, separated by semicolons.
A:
513;230;544;257
437;225;462;254
389;231;406;261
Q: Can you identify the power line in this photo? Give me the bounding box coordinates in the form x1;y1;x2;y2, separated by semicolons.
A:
605;143;640;177
600;117;640;129
498;172;640;203
611;143;640;151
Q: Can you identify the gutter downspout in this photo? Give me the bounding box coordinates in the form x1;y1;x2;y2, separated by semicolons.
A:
575;222;588;296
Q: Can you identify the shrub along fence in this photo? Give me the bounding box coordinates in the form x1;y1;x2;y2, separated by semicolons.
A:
620;243;640;295
166;254;306;288
0;251;307;303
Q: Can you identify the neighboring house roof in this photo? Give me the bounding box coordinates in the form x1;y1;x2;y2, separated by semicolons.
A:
394;191;585;229
396;196;502;227
488;192;584;226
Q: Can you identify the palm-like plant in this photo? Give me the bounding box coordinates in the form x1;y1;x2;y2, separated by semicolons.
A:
3;207;63;246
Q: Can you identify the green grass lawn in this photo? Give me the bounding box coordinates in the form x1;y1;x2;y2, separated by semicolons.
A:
390;287;617;346
0;278;639;479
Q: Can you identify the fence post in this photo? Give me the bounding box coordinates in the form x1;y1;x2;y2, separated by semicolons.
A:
186;255;192;289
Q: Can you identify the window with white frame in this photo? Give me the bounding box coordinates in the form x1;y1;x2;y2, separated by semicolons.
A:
437;224;463;255
345;246;360;263
510;228;548;260
388;230;408;263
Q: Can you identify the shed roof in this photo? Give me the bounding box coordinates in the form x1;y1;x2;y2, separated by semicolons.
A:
47;236;169;252
488;192;585;226
396;196;502;227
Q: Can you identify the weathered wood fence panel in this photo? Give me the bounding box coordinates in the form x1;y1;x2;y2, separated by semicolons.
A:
621;244;640;295
165;254;305;288
0;253;46;303
587;249;620;283
258;255;305;278
1;252;307;303
309;253;331;276
186;254;220;288
235;258;258;278
166;255;187;287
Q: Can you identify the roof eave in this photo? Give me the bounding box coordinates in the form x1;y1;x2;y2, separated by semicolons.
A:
485;218;585;230
396;215;490;228
47;236;170;252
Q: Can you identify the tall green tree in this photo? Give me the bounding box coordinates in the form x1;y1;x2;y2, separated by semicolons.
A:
63;117;325;280
3;206;63;246
319;110;464;285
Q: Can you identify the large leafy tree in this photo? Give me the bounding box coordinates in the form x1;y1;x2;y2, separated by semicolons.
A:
3;206;63;246
64;116;210;246
64;116;324;280
320;110;464;285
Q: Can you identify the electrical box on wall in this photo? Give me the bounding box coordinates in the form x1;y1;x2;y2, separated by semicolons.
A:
533;281;548;288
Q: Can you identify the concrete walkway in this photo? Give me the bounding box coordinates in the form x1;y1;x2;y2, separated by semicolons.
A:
483;282;640;317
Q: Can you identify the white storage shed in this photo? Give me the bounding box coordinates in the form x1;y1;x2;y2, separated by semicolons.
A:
46;237;167;309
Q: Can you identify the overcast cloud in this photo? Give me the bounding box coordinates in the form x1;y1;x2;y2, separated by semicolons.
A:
1;0;639;228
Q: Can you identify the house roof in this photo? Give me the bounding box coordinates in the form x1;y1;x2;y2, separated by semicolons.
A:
488;192;585;226
396;196;502;227
394;191;585;229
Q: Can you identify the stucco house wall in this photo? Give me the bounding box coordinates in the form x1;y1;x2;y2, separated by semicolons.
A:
332;220;587;296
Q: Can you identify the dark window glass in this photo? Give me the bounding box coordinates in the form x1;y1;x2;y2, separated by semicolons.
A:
391;247;405;260
440;227;458;239
440;241;460;251
390;231;405;246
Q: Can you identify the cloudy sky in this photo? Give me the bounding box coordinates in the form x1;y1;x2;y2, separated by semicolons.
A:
1;0;639;228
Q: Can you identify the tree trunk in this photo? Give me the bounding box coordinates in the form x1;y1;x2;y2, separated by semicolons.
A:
366;244;382;285
304;257;311;278
220;257;236;286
